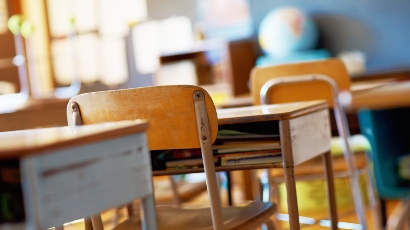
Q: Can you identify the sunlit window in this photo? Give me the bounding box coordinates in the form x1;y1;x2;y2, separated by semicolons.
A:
46;0;147;86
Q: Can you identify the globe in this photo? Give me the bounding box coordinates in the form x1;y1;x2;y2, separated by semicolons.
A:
258;7;319;57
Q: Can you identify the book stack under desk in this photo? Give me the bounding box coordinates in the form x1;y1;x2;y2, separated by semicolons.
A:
151;130;284;176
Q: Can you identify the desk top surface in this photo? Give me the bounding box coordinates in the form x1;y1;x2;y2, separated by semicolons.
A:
160;39;227;58
0;120;149;159
349;81;410;110
0;97;69;114
217;100;327;125
220;79;409;111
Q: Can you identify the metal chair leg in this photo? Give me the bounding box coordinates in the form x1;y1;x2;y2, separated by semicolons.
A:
168;176;182;207
84;217;93;230
387;199;410;230
366;167;384;230
90;215;104;230
264;218;278;230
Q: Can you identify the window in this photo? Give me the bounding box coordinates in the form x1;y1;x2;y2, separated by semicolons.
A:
46;0;147;87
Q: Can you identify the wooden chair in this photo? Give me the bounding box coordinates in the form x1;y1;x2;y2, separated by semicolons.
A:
67;85;276;230
250;58;381;229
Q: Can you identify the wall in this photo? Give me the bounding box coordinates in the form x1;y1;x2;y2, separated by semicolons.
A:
249;0;410;70
147;0;197;22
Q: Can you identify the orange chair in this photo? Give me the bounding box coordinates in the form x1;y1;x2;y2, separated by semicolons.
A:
67;85;276;230
251;58;381;229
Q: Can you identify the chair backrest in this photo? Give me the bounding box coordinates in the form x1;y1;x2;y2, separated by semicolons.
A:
67;85;224;229
250;58;351;107
67;85;219;151
251;59;372;229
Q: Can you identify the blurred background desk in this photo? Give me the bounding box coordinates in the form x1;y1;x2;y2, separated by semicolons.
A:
348;81;410;111
0;98;68;132
221;69;410;134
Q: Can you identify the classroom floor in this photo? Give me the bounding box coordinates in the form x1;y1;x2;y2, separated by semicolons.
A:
62;179;399;230
182;185;391;230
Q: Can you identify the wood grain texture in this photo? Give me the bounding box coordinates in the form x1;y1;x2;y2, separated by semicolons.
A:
217;100;328;125
323;152;338;230
0;120;148;158
113;201;276;230
250;58;350;107
67;85;218;151
349;81;410;110
288;109;331;166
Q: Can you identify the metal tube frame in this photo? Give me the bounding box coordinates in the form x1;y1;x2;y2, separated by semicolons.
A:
193;90;224;230
260;74;372;229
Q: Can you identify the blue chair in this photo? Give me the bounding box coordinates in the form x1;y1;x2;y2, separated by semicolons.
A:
358;107;410;229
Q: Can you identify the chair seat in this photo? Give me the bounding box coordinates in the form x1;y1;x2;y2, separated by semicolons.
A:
153;177;207;205
330;134;371;157
113;201;276;230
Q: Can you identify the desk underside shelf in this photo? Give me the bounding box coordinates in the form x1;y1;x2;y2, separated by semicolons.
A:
152;108;331;176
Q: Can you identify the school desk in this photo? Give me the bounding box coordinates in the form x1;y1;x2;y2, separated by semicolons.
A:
152;100;337;230
0;120;152;230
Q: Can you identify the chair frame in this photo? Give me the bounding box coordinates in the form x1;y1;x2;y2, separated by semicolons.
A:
386;199;410;230
192;90;224;230
69;88;225;230
260;74;381;229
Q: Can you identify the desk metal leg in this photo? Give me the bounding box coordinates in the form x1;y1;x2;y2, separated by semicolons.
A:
251;170;262;201
242;170;256;200
84;218;93;230
323;151;338;230
90;215;104;230
283;166;300;230
366;169;384;230
226;171;233;206
280;120;300;230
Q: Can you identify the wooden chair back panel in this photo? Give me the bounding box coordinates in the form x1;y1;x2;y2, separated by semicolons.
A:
67;85;218;150
250;58;351;107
